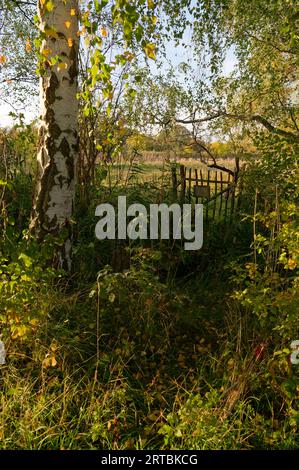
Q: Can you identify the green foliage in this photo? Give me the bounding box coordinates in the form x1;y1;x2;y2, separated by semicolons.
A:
232;136;298;337
0;125;37;241
160;392;262;449
0;238;60;348
160;384;299;450
94;261;173;349
0;124;37;175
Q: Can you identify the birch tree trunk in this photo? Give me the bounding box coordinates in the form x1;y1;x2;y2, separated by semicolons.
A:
30;0;79;271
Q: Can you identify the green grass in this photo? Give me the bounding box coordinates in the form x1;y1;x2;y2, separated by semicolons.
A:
0;241;297;450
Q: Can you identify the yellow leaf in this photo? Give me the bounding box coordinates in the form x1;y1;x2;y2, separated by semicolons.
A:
45;0;54;12
152;15;158;25
0;55;7;64
101;27;108;37
25;38;32;52
67;38;73;47
287;258;296;270
57;62;68;71
51;356;57;367
42;357;50;368
43;355;57;368
70;8;76;16
65;21;71;29
147;0;155;9
144;43;156;60
41;48;52;57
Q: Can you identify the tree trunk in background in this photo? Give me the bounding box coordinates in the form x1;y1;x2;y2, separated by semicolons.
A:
30;0;79;271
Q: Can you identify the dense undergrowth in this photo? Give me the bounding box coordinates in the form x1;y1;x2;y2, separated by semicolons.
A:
0;129;298;449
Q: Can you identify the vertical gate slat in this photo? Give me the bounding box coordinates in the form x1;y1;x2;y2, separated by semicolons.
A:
206;170;210;222
195;169;199;204
219;171;223;218
180;164;186;203
224;172;230;220
212;171;217;220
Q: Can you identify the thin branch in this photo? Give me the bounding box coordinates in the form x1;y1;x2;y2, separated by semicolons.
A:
11;0;35;26
245;31;296;55
177;112;299;143
176;112;223;125
190;131;235;176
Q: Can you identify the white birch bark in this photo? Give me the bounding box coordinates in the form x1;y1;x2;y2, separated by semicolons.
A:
31;0;79;271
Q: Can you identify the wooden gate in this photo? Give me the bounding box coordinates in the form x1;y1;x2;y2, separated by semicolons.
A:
172;164;241;222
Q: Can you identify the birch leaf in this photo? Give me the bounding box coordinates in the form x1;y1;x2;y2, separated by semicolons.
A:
144;43;156;60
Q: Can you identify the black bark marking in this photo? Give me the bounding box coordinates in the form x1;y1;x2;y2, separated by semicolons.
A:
69;44;78;85
45;72;59;105
57;174;64;188
48;121;61;140
59;136;74;182
59;137;70;157
32;161;59;238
